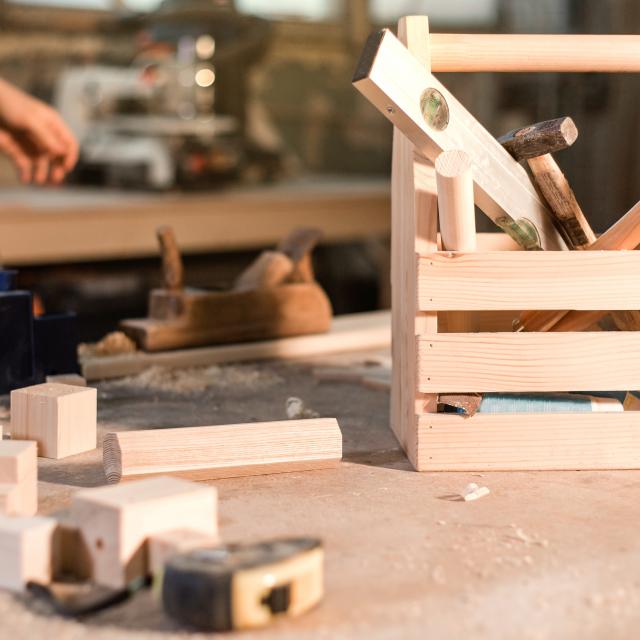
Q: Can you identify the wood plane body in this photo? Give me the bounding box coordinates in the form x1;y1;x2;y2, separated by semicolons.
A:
121;283;333;352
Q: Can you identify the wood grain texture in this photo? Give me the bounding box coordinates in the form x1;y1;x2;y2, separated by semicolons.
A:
0;441;37;517
435;149;476;333
390;15;438;469
427;34;640;72
418;251;640;310
417;332;640;393
10;383;97;459
71;477;217;588
416;412;640;471
353;29;567;251
499;117;578;161
83;310;390;381
103;419;342;484
527;154;596;249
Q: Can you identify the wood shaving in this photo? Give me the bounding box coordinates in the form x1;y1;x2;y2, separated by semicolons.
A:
109;364;284;394
78;331;137;359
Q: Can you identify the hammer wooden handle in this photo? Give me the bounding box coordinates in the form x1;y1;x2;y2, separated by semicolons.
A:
156;226;184;291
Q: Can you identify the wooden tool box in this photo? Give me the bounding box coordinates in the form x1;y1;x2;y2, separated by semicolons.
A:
359;16;640;471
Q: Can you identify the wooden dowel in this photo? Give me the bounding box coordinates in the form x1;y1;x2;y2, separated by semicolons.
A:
428;34;640;73
435;149;476;333
156;226;184;291
435;150;476;252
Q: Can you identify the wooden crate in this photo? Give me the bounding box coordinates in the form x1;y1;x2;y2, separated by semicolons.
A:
387;16;640;471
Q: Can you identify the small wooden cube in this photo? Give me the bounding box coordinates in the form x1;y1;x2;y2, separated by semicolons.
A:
148;528;220;576
0;515;56;592
71;476;217;588
0;440;37;516
11;383;97;459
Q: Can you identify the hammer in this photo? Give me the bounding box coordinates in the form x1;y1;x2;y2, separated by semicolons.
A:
499;116;595;250
500;118;640;333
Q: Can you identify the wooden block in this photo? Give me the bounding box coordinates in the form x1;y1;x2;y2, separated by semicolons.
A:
51;517;92;581
148;528;219;576
103;419;343;484
46;374;87;387
418;332;640;393
70;476;217;588
418;251;640;310
0;515;56;592
0;440;37;516
417;412;640;471
10;383;97;459
353;28;567;251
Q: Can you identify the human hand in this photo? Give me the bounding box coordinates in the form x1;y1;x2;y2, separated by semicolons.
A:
0;78;78;185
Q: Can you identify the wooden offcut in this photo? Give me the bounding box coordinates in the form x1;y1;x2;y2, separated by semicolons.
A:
70;477;218;588
103;418;343;484
0;515;57;592
0;440;37;516
10;383;97;459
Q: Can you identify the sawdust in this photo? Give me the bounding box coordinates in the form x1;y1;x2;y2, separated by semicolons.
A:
78;331;137;358
109;364;284;394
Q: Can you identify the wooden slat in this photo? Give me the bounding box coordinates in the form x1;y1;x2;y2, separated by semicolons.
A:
417;332;640;392
418;251;640;311
416;413;640;471
390;15;438;469
427;34;640;73
353;29;567;251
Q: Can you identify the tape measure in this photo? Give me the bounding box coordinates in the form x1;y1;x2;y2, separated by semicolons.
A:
157;537;323;632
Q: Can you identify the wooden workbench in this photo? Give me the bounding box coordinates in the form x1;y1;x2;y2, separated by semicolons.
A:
1;351;639;638
0;177;390;266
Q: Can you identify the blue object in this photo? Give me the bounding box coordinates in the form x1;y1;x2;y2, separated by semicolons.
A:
0;270;18;292
0;291;36;394
479;393;601;414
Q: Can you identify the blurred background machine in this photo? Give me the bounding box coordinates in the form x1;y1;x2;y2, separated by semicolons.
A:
56;1;282;189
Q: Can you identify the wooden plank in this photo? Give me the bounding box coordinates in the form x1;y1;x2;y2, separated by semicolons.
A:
0;179;390;266
418;251;640;310
390;15;438;469
102;418;342;484
427;34;640;73
417;332;640;393
11;383;96;459
416;412;640;471
82;311;390;381
353;29;567;251
71;477;217;588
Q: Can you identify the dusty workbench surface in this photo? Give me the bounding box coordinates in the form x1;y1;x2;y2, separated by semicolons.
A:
1;353;639;639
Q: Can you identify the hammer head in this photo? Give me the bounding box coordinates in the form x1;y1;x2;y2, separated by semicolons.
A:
498;116;578;161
